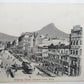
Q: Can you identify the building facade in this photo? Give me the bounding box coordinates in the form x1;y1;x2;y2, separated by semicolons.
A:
18;32;35;54
69;25;82;76
41;44;70;76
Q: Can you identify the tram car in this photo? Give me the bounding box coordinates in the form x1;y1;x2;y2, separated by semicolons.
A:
22;61;33;74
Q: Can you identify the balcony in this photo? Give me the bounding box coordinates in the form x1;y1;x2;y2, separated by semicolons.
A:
70;55;80;58
71;45;81;49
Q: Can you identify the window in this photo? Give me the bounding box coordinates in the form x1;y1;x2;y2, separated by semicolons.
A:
71;50;72;54
80;40;82;45
76;50;78;55
73;61;76;65
73;50;75;55
73;41;75;45
61;50;63;54
65;57;67;60
76;40;78;45
71;41;72;45
66;50;68;54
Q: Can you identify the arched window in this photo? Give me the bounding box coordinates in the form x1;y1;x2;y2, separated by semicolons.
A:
76;40;78;45
73;41;75;45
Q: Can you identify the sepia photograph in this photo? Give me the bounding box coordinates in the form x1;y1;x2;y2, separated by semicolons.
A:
0;2;84;82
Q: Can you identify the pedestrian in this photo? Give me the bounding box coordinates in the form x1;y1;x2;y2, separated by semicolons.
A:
6;70;9;77
9;68;15;78
6;68;10;77
14;63;18;72
37;72;40;75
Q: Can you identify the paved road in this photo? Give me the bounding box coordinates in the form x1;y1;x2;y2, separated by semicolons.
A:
0;50;49;78
14;62;48;78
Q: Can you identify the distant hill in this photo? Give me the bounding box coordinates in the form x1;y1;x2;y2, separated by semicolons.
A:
36;23;69;39
0;32;18;42
0;23;69;42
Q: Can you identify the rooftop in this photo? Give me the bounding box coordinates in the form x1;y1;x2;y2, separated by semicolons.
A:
72;25;82;32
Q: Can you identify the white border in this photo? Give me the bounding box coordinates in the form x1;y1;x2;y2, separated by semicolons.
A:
0;0;84;3
0;0;84;84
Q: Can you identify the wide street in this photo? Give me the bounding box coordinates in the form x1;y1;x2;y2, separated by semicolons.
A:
0;50;49;78
14;64;48;78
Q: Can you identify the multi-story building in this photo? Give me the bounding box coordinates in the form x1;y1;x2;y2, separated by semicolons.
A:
38;45;48;57
69;25;82;76
18;32;35;54
59;45;70;75
34;38;69;63
41;43;70;76
33;45;48;63
35;34;48;45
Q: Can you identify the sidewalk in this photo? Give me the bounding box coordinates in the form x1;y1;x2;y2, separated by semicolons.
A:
36;66;56;77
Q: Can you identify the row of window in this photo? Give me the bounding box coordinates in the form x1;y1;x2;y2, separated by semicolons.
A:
71;49;82;55
71;40;82;45
48;50;69;55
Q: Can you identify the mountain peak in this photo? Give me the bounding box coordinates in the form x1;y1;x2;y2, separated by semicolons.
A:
37;23;69;39
42;23;56;31
44;23;55;28
47;23;55;26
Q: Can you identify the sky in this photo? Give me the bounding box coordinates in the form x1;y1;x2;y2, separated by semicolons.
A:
0;3;84;36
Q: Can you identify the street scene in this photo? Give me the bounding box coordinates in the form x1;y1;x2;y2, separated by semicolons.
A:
0;49;49;78
0;3;83;80
0;23;82;78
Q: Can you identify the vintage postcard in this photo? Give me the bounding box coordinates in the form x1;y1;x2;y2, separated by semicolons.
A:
0;3;84;82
